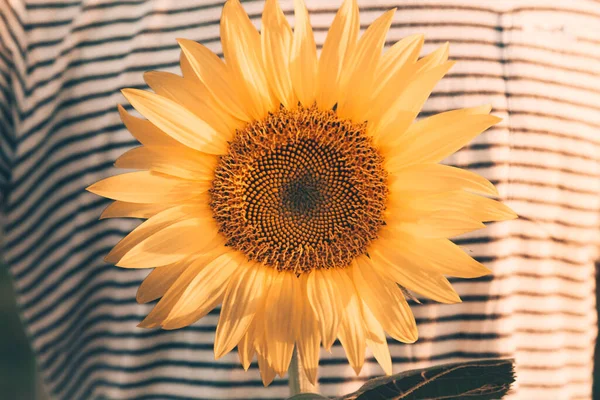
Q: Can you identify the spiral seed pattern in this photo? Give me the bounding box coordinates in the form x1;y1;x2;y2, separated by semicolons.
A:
210;105;388;273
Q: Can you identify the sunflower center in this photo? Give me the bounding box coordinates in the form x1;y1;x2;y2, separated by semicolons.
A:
283;173;322;214
210;105;388;273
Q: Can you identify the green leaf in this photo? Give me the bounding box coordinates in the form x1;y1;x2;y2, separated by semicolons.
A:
337;358;515;400
287;394;329;400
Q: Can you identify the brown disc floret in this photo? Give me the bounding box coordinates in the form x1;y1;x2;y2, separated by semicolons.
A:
210;105;388;273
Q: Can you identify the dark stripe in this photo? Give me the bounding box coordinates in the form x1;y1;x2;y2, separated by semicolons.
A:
26;1;80;9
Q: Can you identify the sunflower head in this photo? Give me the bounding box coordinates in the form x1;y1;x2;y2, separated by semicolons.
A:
211;105;388;273
87;0;516;386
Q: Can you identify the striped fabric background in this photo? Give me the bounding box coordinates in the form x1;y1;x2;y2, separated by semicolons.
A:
1;0;599;399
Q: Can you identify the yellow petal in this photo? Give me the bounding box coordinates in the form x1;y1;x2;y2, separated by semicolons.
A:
221;0;274;118
369;244;462;304
118;105;180;148
115;146;217;181
372;61;455;146
387;163;499;197
374;34;424;95
262;0;295;109
316;0;359;110
386;110;501;167
297;275;320;385
415;42;449;73
177;38;250;121
215;262;267;359
352;258;417;343
263;271;301;376
104;204;203;264
121;89;228;155
337;8;396;122
257;351;277;387
307;268;351;350
87;171;209;204
136;258;191;304
377;228;491;279
144;71;243;138
290;0;318;107
238;329;256;371
137;250;225;328
100;201;175;220
403;190;517;222
159;250;240;329
116;215;220;269
337;275;366;375
370;40;451;131
361;301;392;375
252;269;276;358
179;51;196;81
391;214;486;238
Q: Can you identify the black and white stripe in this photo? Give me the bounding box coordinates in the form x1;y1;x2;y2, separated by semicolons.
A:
0;0;598;399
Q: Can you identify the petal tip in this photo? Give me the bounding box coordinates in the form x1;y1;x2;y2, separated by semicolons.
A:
137;320;157;329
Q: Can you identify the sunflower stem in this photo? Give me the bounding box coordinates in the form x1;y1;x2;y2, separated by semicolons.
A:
288;347;318;395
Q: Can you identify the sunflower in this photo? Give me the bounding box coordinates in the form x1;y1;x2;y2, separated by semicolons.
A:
87;0;516;386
